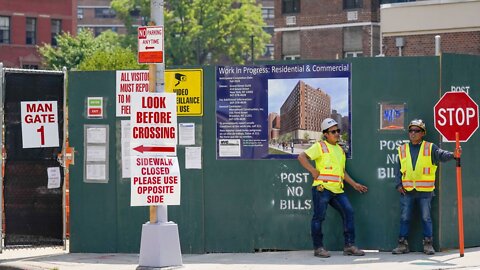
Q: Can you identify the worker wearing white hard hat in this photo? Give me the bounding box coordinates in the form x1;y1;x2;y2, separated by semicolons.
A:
298;117;368;258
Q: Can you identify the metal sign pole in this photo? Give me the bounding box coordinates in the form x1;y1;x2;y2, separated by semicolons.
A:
137;1;182;268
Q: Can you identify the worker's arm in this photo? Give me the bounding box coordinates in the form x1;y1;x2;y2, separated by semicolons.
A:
344;171;368;193
298;152;319;179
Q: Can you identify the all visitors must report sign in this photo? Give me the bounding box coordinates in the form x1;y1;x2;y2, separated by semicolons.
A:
131;156;180;206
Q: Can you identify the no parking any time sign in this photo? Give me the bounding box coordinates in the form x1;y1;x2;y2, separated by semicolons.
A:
21;101;59;148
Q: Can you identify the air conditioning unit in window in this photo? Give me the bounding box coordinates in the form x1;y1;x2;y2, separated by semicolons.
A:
285;16;296;26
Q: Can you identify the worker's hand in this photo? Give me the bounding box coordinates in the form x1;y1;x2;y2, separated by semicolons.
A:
353;182;368;193
455;146;462;158
397;186;406;195
311;170;320;180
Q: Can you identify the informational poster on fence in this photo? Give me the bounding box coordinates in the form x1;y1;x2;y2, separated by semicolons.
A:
216;63;351;160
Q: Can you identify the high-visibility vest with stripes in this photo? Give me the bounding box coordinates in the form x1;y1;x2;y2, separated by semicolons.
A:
398;141;437;192
312;141;346;193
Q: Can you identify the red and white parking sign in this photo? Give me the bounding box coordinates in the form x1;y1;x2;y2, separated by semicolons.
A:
131;156;180;206
138;26;164;63
21;101;59;148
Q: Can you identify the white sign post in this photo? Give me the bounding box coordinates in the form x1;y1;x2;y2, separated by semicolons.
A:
20;101;59;148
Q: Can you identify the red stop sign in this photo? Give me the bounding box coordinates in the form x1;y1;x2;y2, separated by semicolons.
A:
434;91;479;142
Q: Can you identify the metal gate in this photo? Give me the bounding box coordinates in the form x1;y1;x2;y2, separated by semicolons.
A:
0;67;66;250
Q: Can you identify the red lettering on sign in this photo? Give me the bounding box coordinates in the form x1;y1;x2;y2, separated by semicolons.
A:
24;114;55;123
27;103;53;113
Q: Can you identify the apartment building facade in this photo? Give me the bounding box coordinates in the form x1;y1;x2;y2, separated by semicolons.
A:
274;0;383;60
280;80;331;142
77;0;142;36
0;0;76;68
381;0;480;56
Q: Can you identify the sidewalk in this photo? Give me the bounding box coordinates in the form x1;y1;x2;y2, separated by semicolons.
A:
1;247;480;270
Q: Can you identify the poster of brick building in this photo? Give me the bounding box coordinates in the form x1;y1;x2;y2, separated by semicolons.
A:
216;63;351;160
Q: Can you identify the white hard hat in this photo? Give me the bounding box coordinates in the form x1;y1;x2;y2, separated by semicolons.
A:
321;118;338;132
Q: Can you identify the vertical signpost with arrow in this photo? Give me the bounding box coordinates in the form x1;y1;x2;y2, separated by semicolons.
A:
134;0;183;268
434;91;479;257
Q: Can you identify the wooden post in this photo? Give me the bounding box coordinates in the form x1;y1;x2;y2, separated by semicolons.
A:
455;131;464;257
149;63;157;224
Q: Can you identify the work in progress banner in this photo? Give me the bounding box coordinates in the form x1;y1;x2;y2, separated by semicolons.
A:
216;63;351;160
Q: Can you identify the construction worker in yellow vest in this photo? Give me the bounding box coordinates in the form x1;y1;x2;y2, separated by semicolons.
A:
392;119;461;255
298;118;368;258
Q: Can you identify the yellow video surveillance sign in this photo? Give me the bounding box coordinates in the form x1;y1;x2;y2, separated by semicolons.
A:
165;69;203;116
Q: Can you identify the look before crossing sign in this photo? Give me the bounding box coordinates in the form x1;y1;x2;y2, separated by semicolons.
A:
130;92;180;206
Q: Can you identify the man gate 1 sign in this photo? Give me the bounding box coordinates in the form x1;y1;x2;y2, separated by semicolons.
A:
20;101;59;148
434;91;479;142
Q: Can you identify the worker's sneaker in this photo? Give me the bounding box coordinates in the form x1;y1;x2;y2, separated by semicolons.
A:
423;237;435;255
392;238;409;254
343;244;365;256
314;247;331;258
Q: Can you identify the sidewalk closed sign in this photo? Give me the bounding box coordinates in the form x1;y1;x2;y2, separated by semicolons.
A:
138;26;164;64
130;92;180;206
20;101;59;148
131;156;180;206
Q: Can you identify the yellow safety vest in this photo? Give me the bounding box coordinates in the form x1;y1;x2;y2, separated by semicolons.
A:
312;141;346;193
398;141;437;192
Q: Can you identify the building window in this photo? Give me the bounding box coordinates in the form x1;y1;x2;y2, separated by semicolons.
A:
51;19;61;46
93;27;118;36
0;16;10;44
263;26;274;36
26;17;37;45
264;44;274;59
344;0;362;9
282;0;300;14
262;7;274;19
95;8;116;19
344;51;363;58
78;8;84;19
284;55;300;60
22;64;39;69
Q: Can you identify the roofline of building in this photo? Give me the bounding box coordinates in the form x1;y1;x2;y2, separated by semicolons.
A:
275;22;380;32
381;0;479;9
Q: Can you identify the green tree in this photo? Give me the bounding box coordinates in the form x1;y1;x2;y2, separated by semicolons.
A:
78;47;146;70
111;0;271;65
38;29;135;70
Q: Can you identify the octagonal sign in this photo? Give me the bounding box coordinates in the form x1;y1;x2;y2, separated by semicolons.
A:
434;91;479;142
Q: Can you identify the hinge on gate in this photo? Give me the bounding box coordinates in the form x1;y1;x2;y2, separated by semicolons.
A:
58;143;75;168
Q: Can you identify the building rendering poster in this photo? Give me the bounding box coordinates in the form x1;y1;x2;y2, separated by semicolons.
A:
216;63;351;160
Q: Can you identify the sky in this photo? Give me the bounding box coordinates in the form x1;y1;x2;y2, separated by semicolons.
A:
267;77;349;117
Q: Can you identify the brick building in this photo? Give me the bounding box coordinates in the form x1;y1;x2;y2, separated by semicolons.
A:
381;0;480;56
0;0;76;68
279;80;331;142
274;0;384;60
268;112;281;142
259;0;275;60
77;0;142;36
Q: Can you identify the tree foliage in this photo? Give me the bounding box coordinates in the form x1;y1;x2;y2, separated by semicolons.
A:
111;0;271;65
38;29;144;70
78;47;146;71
